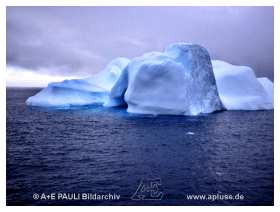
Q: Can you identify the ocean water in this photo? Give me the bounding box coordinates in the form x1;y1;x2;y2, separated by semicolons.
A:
6;88;274;206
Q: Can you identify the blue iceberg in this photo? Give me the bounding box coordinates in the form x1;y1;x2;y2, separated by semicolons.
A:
26;42;274;115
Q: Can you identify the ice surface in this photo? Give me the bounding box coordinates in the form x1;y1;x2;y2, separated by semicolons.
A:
25;78;107;107
124;43;223;115
258;77;274;106
212;60;273;110
26;57;130;108
124;52;189;115
26;43;274;115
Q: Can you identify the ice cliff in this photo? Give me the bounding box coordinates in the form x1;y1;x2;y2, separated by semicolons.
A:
26;42;274;115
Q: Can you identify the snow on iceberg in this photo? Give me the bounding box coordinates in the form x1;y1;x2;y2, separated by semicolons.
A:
212;60;273;110
26;42;274;115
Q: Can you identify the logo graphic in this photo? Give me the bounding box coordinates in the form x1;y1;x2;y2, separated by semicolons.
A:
131;178;163;200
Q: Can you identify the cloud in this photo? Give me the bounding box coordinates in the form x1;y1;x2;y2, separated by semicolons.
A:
6;6;274;84
6;66;82;87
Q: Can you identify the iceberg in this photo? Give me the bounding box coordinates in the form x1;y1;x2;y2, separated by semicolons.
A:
212;60;273;110
26;42;274;115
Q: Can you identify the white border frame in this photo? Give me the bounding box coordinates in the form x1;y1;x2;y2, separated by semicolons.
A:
1;0;279;211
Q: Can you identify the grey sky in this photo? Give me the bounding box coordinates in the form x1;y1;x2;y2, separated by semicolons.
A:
6;6;274;80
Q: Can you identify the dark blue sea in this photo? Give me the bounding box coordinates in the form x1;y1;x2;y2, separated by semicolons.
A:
6;88;274;206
